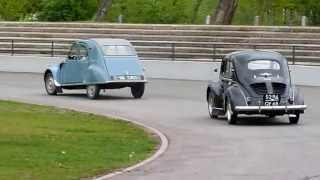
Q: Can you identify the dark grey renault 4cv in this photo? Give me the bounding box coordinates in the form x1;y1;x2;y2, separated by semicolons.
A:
206;50;307;125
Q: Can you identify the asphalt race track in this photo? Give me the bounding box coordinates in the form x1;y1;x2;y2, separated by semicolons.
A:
1;72;320;180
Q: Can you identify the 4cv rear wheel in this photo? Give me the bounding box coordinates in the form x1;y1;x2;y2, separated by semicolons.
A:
226;98;238;125
289;113;300;124
131;84;145;99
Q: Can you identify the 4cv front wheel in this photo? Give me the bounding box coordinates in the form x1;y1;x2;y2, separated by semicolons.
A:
208;91;218;119
131;84;145;99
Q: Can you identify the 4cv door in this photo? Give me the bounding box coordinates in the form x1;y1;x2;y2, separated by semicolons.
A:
61;43;89;84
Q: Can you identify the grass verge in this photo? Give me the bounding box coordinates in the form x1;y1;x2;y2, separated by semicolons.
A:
0;100;158;180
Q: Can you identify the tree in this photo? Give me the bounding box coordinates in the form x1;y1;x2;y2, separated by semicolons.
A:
191;0;204;23
38;0;98;21
211;0;239;25
0;0;40;21
95;0;112;21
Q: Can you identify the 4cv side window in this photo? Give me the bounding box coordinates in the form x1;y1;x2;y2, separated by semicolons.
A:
220;57;233;79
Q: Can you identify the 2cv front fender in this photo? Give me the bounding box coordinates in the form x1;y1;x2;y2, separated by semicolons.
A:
44;64;62;87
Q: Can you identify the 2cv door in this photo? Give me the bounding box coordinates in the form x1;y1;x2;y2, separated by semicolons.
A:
60;43;89;84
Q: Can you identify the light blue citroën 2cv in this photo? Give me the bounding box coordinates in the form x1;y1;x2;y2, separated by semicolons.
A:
44;38;147;99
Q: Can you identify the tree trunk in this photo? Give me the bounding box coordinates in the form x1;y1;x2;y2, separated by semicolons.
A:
95;0;112;22
211;0;239;25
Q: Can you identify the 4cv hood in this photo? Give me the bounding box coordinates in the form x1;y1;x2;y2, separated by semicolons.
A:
104;56;144;76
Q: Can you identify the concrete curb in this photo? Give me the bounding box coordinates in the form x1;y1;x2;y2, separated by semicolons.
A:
0;97;169;180
94;115;168;180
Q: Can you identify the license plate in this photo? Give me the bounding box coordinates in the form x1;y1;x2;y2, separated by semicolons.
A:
263;94;280;106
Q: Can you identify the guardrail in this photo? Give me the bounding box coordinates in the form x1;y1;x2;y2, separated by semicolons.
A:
3;40;320;66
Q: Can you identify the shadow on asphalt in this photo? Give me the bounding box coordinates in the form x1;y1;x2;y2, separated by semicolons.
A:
52;93;135;100
211;116;291;126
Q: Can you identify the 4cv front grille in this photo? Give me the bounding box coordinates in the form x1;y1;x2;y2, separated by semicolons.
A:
250;83;287;95
272;83;287;95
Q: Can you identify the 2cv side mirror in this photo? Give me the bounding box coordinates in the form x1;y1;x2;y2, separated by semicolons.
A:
213;68;218;73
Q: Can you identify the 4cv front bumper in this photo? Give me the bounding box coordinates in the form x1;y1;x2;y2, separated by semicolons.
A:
234;105;307;114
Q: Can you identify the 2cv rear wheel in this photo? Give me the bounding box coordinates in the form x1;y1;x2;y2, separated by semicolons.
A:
131;84;145;99
86;85;100;99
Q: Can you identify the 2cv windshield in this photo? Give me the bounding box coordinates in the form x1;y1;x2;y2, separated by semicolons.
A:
102;45;136;56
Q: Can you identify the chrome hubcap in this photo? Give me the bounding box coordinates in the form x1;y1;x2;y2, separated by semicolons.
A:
87;85;96;97
208;96;214;115
226;103;232;122
46;76;55;93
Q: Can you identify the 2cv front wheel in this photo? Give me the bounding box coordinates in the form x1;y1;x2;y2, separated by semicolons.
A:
45;72;58;95
131;84;145;99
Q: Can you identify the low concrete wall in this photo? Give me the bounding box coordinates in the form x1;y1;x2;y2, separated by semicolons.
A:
0;55;319;86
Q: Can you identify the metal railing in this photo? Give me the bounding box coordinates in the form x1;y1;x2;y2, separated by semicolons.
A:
8;40;59;57
4;40;320;66
163;43;319;65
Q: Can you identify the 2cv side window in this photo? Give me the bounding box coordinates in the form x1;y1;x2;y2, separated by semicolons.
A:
68;44;79;60
78;44;88;60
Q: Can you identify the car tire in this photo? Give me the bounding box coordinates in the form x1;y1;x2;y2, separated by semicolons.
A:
44;72;58;95
131;84;145;99
289;113;300;124
226;99;237;125
268;115;276;119
208;92;218;119
86;85;100;99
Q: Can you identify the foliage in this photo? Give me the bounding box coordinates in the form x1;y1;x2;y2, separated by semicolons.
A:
233;0;320;25
0;0;320;25
0;0;40;21
38;0;98;21
0;100;157;180
295;0;320;25
106;0;190;24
